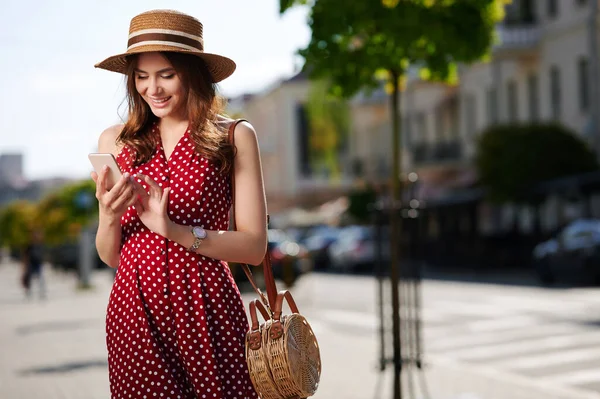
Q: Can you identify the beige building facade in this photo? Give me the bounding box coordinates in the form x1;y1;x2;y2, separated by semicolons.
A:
398;0;599;196
230;74;355;214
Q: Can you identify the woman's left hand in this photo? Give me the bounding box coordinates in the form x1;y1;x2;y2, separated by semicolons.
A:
133;174;172;237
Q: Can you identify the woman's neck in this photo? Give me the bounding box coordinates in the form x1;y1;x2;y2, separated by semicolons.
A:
158;116;188;136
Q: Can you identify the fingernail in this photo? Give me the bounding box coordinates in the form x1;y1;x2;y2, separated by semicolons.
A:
103;165;109;171
123;172;130;178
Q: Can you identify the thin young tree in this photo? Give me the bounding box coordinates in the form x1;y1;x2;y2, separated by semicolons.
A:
280;1;507;397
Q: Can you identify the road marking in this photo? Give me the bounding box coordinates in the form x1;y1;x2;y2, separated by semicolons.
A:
465;315;541;332
433;300;516;317
319;309;377;330
543;368;600;386
439;331;600;361
425;323;578;351
492;347;600;370
429;355;600;399
487;295;590;315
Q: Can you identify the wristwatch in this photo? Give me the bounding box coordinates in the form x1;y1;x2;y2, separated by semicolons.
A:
188;226;207;252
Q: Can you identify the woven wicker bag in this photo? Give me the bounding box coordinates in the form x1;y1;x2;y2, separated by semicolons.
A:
246;292;321;399
228;120;322;398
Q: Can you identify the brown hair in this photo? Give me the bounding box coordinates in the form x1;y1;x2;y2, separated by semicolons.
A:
117;52;234;174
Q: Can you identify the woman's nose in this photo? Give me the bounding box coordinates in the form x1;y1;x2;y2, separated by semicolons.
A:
148;78;162;96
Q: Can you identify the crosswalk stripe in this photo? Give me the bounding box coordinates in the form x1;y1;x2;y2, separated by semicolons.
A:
543;368;600;386
463;314;541;332
432;300;516;317
492;347;600;370
320;309;377;328
487;295;588;314
439;331;600;361
425;323;578;351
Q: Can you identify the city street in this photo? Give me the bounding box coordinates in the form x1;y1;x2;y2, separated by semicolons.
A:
2;259;600;399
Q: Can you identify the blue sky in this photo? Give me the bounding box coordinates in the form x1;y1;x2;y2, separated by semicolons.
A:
0;0;310;180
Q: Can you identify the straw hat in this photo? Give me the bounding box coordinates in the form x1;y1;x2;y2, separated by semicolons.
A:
95;9;236;82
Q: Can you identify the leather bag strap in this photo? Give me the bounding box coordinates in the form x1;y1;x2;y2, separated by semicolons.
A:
228;119;278;311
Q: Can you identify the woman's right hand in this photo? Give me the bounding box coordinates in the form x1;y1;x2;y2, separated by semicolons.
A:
91;166;138;221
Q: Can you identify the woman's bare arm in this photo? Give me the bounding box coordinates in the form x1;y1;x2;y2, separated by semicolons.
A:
93;124;129;268
164;121;268;265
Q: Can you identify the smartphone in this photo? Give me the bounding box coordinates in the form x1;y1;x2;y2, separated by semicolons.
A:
88;153;123;190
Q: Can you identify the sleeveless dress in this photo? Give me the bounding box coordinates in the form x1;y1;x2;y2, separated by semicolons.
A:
106;124;258;399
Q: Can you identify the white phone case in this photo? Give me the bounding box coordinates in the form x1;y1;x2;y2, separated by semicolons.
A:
88;153;123;190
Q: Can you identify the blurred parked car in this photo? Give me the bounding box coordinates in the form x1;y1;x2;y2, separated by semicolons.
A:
328;225;389;273
268;229;312;286
532;219;600;285
303;225;340;270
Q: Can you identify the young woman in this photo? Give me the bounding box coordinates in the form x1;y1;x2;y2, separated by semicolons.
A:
92;9;266;398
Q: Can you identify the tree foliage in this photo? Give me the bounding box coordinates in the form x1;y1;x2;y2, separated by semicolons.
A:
0;179;98;250
36;179;98;245
475;123;599;203
0;201;37;249
306;79;350;179
281;0;506;98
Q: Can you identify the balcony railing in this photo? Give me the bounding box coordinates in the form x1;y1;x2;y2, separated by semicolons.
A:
493;24;540;52
412;140;463;165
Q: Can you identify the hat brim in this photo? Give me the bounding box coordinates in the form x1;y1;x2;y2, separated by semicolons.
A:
94;45;236;83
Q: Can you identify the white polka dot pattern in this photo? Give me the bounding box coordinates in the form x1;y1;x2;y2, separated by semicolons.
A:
106;125;258;398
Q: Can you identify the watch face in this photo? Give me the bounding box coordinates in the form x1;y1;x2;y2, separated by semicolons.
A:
193;226;207;239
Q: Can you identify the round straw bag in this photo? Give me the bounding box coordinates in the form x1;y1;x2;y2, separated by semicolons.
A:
246;291;321;399
228;119;321;398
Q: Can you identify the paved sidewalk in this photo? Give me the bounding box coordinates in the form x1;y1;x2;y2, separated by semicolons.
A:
1;260;599;399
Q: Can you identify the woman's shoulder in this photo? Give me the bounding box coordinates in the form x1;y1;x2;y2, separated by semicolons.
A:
98;124;125;156
216;115;255;137
217;114;253;127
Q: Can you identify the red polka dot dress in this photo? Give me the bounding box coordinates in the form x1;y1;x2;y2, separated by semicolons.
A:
106;124;259;399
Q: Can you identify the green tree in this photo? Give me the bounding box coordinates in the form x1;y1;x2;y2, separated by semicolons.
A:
280;1;505;396
280;0;505;196
306;79;350;180
36;179;98;245
475;123;599;203
0;200;37;250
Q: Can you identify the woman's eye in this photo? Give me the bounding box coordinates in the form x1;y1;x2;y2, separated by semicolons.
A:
162;74;175;79
136;75;148;80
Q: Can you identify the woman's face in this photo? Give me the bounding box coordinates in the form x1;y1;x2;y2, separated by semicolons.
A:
134;52;186;120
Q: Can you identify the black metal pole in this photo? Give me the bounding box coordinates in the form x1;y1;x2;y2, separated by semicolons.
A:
389;68;403;399
373;204;388;371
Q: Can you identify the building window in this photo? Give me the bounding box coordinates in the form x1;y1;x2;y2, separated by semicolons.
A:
507;80;518;122
295;104;311;177
578;57;590;112
486;87;499;125
466;94;477;137
550;66;561;120
527;74;539;121
403;114;412;148
416;112;427;141
435;106;444;141
449;98;459;138
547;0;558;18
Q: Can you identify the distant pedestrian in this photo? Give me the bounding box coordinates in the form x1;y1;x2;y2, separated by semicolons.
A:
21;230;46;300
92;9;267;398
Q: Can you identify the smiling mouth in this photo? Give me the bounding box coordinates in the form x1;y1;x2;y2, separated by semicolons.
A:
150;97;171;105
